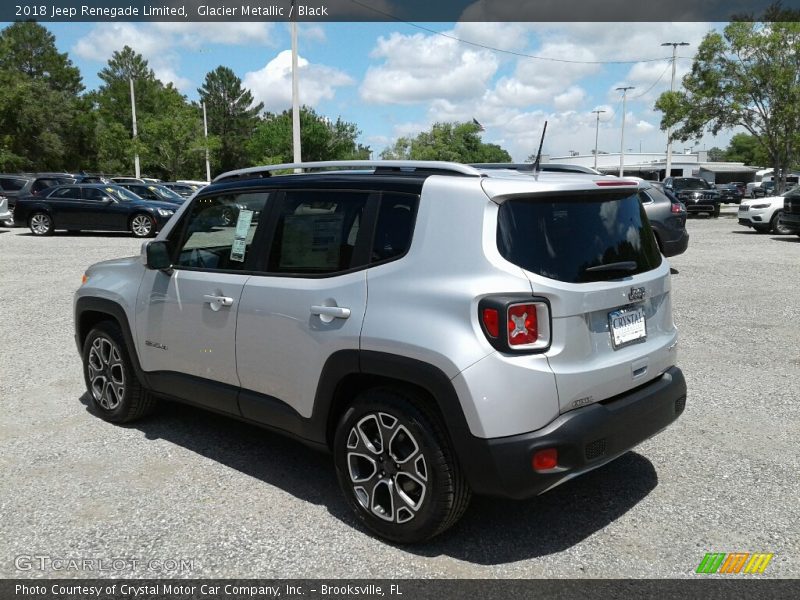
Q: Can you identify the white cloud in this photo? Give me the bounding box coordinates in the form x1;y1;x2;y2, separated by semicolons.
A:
635;120;656;133
554;86;587;111
360;31;499;104
243;50;354;112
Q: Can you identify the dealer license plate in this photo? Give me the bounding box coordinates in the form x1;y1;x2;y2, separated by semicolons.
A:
608;306;646;349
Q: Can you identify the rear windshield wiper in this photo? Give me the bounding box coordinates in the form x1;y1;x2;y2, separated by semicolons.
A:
584;261;638;273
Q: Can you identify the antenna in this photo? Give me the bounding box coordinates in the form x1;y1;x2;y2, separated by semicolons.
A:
532;121;548;176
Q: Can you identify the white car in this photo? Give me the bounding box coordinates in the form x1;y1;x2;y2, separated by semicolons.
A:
0;195;12;225
738;192;794;234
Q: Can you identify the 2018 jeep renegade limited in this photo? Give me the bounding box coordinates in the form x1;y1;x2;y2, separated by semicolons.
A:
74;161;686;543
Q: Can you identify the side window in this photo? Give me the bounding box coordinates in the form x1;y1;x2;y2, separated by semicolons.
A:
1;178;25;191
639;191;654;205
372;193;418;262
49;187;81;199
83;188;110;202
267;190;370;274
172;192;269;271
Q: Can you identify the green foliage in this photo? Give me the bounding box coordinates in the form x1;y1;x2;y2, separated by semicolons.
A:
0;21;82;94
655;8;800;190
723;133;770;166
248;106;370;164
380;122;511;162
198;66;263;174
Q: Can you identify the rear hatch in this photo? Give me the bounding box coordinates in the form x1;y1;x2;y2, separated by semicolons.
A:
494;185;678;413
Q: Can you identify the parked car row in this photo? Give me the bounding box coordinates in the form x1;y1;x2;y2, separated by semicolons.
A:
0;172;207;236
12;184;179;237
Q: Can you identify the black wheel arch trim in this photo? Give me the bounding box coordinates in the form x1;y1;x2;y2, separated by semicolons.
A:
74;296;150;388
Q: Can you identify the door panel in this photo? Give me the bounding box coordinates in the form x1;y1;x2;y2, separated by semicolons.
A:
236;271;367;419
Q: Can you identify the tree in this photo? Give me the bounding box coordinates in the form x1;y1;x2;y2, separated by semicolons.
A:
0;21;82;94
706;147;726;162
655;7;800;192
724;133;770;166
381;121;511;162
198;66;263;173
0;22;88;170
247;106;369;164
93;47;191;175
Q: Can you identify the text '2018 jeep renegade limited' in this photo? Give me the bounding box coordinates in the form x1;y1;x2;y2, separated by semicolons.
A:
74;161;686;543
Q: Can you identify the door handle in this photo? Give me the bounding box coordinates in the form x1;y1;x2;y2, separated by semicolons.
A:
203;294;234;311
310;305;351;322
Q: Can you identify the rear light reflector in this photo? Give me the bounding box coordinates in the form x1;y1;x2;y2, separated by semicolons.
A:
478;296;551;353
481;308;499;338
532;448;558;471
507;303;538;346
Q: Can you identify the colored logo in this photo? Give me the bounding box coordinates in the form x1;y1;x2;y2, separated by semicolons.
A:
696;553;773;574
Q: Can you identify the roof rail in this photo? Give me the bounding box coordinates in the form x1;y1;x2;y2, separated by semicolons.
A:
213;160;483;183
470;163;602;175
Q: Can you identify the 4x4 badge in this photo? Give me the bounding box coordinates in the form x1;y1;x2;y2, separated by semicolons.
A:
628;287;645;302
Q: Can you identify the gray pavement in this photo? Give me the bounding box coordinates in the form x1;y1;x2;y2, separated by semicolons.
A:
0;206;798;578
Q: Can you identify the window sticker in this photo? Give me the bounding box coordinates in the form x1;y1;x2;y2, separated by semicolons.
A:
280;213;344;269
229;209;254;263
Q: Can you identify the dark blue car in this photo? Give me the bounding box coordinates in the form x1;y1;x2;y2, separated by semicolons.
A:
13;183;177;238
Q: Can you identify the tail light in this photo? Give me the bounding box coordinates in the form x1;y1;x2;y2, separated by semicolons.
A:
671;202;685;214
479;295;551;353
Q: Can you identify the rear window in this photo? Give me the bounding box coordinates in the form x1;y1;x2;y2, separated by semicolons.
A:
497;191;662;283
0;178;26;191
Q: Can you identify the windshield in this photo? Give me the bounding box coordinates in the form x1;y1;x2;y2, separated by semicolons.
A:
672;178;711;191
104;186;139;201
497;191;662;283
149;185;183;201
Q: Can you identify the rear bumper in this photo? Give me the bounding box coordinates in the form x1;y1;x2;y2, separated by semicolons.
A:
461;366;686;499
660;230;689;257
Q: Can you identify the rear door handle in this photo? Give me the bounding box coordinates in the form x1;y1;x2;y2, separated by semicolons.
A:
203;294;234;311
310;305;351;322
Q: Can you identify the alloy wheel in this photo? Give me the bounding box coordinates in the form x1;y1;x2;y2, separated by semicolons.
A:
87;337;126;410
131;215;153;237
346;412;428;524
30;213;51;235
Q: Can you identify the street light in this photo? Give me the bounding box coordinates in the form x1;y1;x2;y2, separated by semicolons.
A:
616;86;635;177
591;109;606;170
129;77;140;178
291;1;301;168
662;42;690;180
202;101;211;182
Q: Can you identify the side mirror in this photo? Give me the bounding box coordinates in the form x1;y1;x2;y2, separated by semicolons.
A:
145;240;171;270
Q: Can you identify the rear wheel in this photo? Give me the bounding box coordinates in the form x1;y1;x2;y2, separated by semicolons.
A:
29;212;53;235
82;321;157;423
771;210;792;235
130;213;155;238
333;388;471;543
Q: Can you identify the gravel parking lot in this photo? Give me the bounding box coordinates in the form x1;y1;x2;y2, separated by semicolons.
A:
1;206;798;579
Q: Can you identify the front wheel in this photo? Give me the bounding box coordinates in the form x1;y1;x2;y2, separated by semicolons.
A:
130;213;155;238
771;210;792;235
29;212;53;235
82;322;157;423
333;388;471;544
712;205;721;218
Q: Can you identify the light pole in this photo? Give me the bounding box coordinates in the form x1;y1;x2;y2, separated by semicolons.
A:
591;109;606;170
129;77;140;178
616;86;635;177
202;101;211;182
662;42;689;180
291;1;301;169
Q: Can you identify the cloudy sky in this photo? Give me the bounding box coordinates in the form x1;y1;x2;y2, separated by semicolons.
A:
43;21;736;161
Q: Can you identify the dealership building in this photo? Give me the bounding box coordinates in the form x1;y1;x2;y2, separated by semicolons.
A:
548;151;760;183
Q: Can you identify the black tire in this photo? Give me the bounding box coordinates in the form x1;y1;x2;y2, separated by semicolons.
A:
82;321;157;423
130;213;155;238
771;210;792;235
29;211;53;236
754;225;770;234
333;387;471;544
712;205;721;218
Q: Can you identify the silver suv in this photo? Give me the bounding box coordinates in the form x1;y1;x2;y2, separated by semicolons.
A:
74;161;686;543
